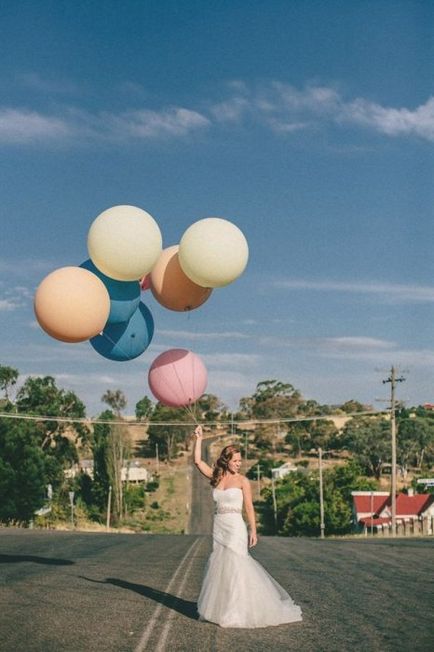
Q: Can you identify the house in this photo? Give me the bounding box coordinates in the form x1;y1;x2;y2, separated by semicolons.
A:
352;491;390;527
271;462;298;480
64;459;151;483
352;490;434;534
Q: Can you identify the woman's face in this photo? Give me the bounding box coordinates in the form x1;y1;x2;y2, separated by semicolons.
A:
228;451;242;474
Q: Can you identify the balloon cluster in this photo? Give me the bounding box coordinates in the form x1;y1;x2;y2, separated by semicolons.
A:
34;205;248;408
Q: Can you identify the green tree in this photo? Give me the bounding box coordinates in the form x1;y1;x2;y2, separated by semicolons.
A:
197;393;227;422
101;389;127;416
341;416;390;479
135;396;154;421
0;365;19;402
91;410;114;513
147;404;191;461
15;376;88;467
397;416;434;470
0;417;48;523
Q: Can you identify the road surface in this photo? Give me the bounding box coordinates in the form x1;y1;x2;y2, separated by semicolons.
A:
1;528;433;651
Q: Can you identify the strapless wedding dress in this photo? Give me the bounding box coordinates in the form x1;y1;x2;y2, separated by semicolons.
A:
197;487;302;628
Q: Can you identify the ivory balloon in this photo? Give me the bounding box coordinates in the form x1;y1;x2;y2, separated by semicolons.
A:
34;267;110;343
148;349;208;408
88;205;162;281
178;217;249;288
150;245;212;311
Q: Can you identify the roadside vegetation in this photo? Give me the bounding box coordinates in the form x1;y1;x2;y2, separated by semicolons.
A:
1;366;434;535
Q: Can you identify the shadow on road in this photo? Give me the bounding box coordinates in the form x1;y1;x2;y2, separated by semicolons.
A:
80;576;198;620
0;554;74;565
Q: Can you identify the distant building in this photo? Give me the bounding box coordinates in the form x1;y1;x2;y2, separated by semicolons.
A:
352;490;434;533
64;459;151;483
271;462;298;480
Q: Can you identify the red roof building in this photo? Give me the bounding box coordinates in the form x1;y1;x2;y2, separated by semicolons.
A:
352;491;434;531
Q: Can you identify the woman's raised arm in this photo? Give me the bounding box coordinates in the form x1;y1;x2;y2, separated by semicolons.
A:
193;425;213;479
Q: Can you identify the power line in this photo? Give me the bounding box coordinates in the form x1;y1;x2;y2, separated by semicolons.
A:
0;409;388;427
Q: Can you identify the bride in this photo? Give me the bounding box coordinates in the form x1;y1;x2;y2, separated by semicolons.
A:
193;425;302;628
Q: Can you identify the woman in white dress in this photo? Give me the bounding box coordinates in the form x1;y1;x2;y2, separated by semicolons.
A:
193;425;302;628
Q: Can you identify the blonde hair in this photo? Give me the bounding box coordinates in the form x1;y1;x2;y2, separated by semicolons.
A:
210;444;241;487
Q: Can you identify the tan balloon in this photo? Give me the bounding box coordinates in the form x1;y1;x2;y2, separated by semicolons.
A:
34;267;110;343
150;245;212;311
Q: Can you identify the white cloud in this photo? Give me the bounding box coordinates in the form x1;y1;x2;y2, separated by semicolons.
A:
158;329;249;340
209;82;434;142
202;352;261;368
0;105;209;145
0;298;21;311
0;109;71;143
272;278;434;303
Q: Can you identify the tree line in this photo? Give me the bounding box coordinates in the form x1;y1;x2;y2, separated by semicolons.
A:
1;367;434;531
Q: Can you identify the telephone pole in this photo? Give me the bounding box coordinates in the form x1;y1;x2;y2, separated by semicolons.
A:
382;366;405;536
318;447;325;539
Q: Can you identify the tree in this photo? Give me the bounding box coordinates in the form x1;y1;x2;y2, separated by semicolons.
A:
196;393;227;421
0;417;48;523
340;416;390;479
15;376;88;467
91;410;114;513
340;400;370;414
135;396;154;421
245;380;303;419
397;416;434;470
101;389;127;416
260;462;377;537
147;404;191;461
0;365;19;402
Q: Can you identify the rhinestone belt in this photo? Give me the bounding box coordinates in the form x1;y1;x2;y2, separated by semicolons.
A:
215;507;242;514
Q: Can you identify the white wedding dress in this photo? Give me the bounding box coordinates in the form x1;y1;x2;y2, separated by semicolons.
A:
197;487;302;628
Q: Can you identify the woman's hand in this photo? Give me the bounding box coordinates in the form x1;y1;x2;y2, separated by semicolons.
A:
249;531;258;548
194;425;203;439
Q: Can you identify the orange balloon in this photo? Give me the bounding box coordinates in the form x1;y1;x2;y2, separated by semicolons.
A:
34;267;111;343
150;245;212;311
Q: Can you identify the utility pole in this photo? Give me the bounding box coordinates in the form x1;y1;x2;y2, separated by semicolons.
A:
271;476;278;528
106;485;112;531
256;464;261;499
382;366;405;537
318;448;325;539
244;431;248;461
155;443;159;474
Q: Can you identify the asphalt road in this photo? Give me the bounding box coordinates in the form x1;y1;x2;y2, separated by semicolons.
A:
187;437;214;535
1;528;433;652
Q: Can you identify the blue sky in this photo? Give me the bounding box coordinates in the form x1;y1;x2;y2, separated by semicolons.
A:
1;1;434;416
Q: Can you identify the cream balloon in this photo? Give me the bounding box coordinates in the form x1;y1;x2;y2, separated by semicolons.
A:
34;266;110;343
150;245;212;311
88;205;162;281
178;217;249;288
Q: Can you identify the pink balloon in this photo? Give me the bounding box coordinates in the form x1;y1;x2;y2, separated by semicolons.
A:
140;274;151;291
148;348;208;408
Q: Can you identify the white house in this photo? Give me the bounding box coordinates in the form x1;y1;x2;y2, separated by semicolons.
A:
271;462;298;480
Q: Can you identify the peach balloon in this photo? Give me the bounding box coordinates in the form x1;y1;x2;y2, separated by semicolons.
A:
34;267;111;343
150;245;212;311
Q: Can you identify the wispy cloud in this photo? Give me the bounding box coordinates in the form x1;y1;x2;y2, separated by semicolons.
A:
4;78;434;147
272;278;434;303
208;82;434;142
0;109;72;143
0;105;209;145
158;329;249;341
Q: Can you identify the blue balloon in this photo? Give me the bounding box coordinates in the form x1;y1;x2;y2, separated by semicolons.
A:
80;259;140;324
90;302;154;361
